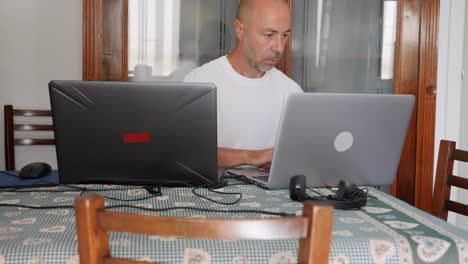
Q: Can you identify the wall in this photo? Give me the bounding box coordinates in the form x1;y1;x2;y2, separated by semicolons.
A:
0;0;82;170
435;0;467;229
457;0;468;230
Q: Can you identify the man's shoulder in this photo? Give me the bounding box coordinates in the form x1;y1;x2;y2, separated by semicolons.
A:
269;68;303;93
184;56;226;82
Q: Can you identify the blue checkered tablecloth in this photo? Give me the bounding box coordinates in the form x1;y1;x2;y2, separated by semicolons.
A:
0;180;467;263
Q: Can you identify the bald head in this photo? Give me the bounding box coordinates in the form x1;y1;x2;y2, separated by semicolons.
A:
230;0;291;77
236;0;289;25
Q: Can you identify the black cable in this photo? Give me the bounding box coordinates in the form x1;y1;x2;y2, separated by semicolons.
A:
64;185;148;192
2;181;197;203
76;191;162;202
79;189;161;202
192;186;242;205
306;186;370;201
0;183;62;191
158;180;244;205
157;180;200;189
222;174;271;189
0;171;20;178
306;188;330;199
0;178;294;216
221;175;254;186
221;174;247;181
0;179;247;206
0;204;74;210
0;184;143;193
106;205;293;216
0;190;161;203
225;183;251;186
0;203;292;216
103;195;160;202
1;181;242;204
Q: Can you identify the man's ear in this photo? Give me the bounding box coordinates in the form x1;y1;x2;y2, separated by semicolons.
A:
234;19;245;41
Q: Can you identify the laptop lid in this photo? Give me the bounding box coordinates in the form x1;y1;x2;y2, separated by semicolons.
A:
264;93;415;189
49;80;219;186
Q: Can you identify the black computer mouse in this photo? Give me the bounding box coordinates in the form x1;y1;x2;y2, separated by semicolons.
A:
18;162;52;179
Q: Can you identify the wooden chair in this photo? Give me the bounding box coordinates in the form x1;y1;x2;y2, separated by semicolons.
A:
75;194;334;264
4;105;55;170
432;140;468;220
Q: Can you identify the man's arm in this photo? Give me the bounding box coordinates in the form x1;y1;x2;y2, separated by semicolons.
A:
218;147;274;168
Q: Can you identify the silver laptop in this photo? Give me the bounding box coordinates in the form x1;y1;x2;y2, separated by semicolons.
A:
228;93;415;189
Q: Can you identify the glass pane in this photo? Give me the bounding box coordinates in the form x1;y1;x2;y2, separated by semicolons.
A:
381;1;398;80
291;0;397;94
127;0;237;82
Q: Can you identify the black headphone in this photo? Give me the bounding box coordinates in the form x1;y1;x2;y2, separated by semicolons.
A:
289;175;367;210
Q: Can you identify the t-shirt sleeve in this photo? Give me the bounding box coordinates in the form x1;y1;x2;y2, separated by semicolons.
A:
183;69;197;82
274;68;304;93
292;83;303;93
288;80;304;93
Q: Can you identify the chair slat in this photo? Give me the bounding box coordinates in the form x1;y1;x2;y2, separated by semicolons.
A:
447;175;468;190
4;105;55;170
14;124;54;131
446;200;468;217
98;211;308;240
452;149;468;163
103;258;155;264
76;194;333;264
13;109;52;117
432;140;468;221
14;139;55;145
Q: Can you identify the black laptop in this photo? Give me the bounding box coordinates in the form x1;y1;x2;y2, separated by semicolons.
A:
49;80;220;186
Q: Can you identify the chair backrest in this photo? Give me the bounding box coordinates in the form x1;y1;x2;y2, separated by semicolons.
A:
4;105;55;170
432;140;468;220
75;194;334;264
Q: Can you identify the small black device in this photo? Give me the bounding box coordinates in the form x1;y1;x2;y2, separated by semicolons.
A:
289;175;367;210
18;162;52;179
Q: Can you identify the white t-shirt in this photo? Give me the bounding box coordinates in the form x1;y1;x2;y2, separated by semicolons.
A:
184;56;303;150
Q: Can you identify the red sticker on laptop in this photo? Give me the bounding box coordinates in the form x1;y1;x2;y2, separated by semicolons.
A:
123;132;150;144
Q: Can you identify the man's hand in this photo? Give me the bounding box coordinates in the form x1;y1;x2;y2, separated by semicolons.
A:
246;148;274;168
218;147;274;168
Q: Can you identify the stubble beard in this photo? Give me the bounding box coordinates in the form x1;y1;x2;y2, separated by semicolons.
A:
243;42;273;74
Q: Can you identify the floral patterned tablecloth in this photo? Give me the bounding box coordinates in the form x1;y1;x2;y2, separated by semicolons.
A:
0;180;467;263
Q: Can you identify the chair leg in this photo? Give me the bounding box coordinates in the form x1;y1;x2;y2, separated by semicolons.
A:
75;194;110;264
298;202;333;264
432;140;455;220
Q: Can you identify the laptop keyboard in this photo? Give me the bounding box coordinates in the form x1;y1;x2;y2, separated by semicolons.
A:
252;175;269;182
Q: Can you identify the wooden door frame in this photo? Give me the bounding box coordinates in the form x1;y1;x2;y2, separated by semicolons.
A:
275;0;292;76
82;0;440;211
82;0;102;80
414;0;439;211
83;0;128;81
392;0;439;211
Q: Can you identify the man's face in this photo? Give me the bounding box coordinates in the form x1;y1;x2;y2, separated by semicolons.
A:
240;2;291;73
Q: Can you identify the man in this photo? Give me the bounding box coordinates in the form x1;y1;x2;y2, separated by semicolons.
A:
184;0;303;168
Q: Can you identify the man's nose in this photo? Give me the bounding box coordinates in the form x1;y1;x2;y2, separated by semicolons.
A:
272;35;284;54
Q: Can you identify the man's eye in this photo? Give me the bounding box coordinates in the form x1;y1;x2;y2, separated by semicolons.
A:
282;33;289;38
265;34;273;38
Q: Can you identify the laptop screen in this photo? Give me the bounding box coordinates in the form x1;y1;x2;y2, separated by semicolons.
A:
49;80;219;186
